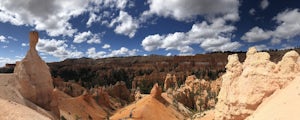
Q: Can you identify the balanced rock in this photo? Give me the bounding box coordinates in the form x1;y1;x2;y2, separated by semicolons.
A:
13;31;59;118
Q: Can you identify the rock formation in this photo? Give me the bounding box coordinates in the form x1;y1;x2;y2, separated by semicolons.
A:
13;31;59;118
172;75;220;111
150;83;162;99
110;83;187;120
214;47;300;120
164;73;178;90
106;81;131;102
53;77;86;97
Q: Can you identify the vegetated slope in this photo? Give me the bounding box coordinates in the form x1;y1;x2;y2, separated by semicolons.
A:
46;48;300;94
48;53;233;93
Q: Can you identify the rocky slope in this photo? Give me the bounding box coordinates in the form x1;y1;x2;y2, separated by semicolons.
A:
110;83;188;120
171;75;221;111
214;47;300;120
0;98;51;120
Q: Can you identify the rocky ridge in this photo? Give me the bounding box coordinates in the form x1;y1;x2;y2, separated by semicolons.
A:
214;47;300;120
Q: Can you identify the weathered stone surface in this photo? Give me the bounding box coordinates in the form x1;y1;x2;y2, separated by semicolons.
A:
13;31;59;118
150;83;162;99
214;47;300;120
164;73;178;90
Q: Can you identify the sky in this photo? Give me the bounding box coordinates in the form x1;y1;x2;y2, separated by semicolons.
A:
0;0;300;66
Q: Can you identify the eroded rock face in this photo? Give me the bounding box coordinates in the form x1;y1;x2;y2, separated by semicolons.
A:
13;31;59;118
164;73;178;90
106;81;131;102
173;75;220;111
215;47;300;120
150;83;162;99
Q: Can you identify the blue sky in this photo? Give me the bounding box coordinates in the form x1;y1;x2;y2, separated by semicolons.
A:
0;0;300;66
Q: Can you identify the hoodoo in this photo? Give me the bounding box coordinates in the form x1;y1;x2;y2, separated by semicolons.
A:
14;31;59;118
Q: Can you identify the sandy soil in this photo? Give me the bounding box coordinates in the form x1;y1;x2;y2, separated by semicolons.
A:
0;98;50;120
246;77;300;120
110;94;186;120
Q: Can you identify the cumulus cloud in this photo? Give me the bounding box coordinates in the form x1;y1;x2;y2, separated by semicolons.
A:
142;0;240;21
37;39;83;60
200;36;241;51
242;9;300;44
21;43;29;47
108;47;138;57
87;0;132;27
86;47;107;58
86;13;101;27
241;27;272;42
0;35;7;43
260;0;269;10
142;18;241;52
102;44;111;49
166;53;172;56
73;31;101;44
86;47;138;58
253;44;269;51
0;0;90;36
91;0;129;10
110;11;139;38
0;57;18;67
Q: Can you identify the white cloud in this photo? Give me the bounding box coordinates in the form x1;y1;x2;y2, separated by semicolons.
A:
166;53;172;56
253;44;269;51
21;43;29;47
110;11;139;38
272;9;300;40
87;34;101;44
249;8;256;15
0;57;17;67
102;44;111;49
86;47;138;58
86;13;101;27
107;47;138;57
242;9;300;44
100;0;129;10
37;39;83;60
74;31;92;43
86;47;107;58
0;0;90;36
87;0;132;27
0;35;7;43
241;27;272;42
200;36;241;51
142;0;240;21
73;31;101;44
142;18;241;52
260;0;269;10
141;34;164;51
2;45;8;48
